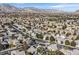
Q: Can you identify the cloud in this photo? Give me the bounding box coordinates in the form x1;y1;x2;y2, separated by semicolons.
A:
50;4;79;8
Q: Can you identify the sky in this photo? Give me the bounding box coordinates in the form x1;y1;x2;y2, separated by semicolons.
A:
2;3;79;12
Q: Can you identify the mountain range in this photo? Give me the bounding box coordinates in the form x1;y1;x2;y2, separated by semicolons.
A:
0;4;78;13
0;4;65;13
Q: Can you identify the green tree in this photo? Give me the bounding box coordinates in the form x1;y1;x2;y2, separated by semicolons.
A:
24;34;29;39
48;18;53;21
75;35;79;40
22;28;26;32
61;41;63;44
66;32;71;37
11;21;14;24
62;24;67;30
71;41;76;47
54;25;57;28
45;36;49;40
48;50;64;55
55;50;64;55
37;47;45;54
50;36;55;41
65;40;70;45
50;36;56;44
73;32;76;35
47;50;55;55
36;33;43;39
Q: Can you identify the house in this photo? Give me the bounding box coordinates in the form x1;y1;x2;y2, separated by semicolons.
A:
11;50;25;55
47;44;58;51
27;46;36;54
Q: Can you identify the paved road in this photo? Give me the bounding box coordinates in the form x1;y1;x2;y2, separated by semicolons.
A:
0;46;22;55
